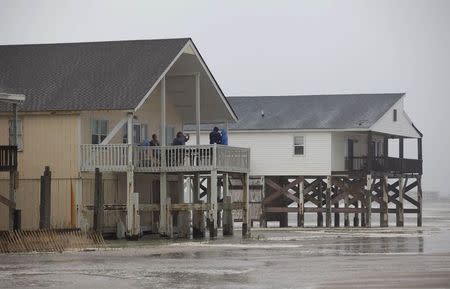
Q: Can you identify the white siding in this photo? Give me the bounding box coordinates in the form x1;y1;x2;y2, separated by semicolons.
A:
370;97;421;138
198;131;332;176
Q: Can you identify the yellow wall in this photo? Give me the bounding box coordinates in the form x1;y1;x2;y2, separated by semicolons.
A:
0;83;184;231
0;113;80;230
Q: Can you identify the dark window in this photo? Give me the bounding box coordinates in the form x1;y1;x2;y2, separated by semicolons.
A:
393;109;397;122
91;119;108;144
294;136;305;155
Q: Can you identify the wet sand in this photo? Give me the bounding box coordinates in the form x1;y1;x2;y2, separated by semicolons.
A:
1;200;450;289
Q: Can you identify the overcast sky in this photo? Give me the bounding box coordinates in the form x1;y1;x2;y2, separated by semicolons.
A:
1;0;449;192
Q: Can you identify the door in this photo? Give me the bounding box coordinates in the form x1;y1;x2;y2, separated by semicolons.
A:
347;139;354;170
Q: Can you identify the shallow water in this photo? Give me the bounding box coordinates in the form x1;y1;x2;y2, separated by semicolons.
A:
1;200;450;289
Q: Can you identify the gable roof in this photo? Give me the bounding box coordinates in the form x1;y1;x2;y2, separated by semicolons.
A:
186;93;404;131
0;38;191;112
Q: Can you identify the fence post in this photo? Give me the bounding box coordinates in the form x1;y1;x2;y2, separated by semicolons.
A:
39;166;51;229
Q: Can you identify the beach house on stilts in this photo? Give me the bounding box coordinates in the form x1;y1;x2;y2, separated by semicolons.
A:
0;38;251;238
188;94;423;228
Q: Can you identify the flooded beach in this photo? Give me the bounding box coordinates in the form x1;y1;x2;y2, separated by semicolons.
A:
1;199;449;289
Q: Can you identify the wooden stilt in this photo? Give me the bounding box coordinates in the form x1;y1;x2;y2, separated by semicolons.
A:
396;176;405;227
177;174;190;238
325;176;332;228
380;176;389;227
365;174;372;228
242;173;251;237
417;175;422;227
222;173;233;236
192;173;205;238
297;177;304;227
353;201;359;227
39;166;51;229
317;178;324;227
334;192;340;227
344;193;349;227
93;168;104;234
159;172;168;236
209;169;218;238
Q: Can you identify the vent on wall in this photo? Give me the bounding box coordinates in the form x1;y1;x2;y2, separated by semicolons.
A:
393;109;398;122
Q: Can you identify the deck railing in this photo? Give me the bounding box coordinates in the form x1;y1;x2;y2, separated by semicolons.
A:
81;144;250;173
0;145;17;172
345;156;422;174
80;144;129;171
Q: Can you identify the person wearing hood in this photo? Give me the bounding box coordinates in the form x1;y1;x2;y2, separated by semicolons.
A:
209;126;222;144
221;128;228;145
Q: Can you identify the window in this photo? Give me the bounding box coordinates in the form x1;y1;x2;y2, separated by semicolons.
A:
293;136;304;155
123;122;148;144
9;118;23;151
393;109;397;122
166;126;175;145
91;119;108;144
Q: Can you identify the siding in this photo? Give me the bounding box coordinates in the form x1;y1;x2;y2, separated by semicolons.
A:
0;113;80;230
199;131;332;176
370;98;421;138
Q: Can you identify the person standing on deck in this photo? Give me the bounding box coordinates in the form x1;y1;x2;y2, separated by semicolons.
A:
209;127;222;144
221;128;228;145
149;134;160;146
172;132;190;145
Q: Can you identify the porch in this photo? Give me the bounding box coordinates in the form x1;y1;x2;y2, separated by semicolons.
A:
333;131;423;175
80;144;250;174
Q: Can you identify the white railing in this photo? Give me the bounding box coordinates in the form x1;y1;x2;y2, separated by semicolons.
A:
80;144;250;173
134;145;215;172
80;144;129;171
216;145;250;173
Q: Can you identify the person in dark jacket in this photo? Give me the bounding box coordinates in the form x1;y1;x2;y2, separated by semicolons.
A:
172;132;190;146
149;134;160;146
209;127;222;144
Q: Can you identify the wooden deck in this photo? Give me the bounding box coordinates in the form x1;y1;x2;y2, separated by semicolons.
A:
80;144;250;173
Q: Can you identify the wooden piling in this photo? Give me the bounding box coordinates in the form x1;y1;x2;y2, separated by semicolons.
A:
209;170;218;238
317;178;324;227
325;176;332;228
39;166;51;229
365;175;372;228
222;173;234;236
417;175;422;227
297;177;304;227
192;173;205;238
380;176;389;227
353;201;359;227
242;173;251;237
159;172;168;236
344;194;349;227
396;176;405;227
93;168;104;234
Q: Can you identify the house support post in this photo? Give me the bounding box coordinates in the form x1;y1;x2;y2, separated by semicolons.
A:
365;174;373;228
334;188;340;227
126;112;139;238
242;173;251;237
222;173;234;236
9;103;18;230
297;176;304;227
353;201;359;227
317;178;324;227
192;173;205;238
344;193;350;227
177;174;190;238
39;166;51;229
158;76;170;237
396;176;405;227
417;175;422;227
380;176;389;227
208;169;218;238
93;168;104;234
325;176;332;228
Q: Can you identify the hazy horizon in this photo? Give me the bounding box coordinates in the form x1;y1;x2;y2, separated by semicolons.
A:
1;0;448;192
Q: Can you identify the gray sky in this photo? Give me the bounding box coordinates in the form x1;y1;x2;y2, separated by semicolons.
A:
1;0;449;192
